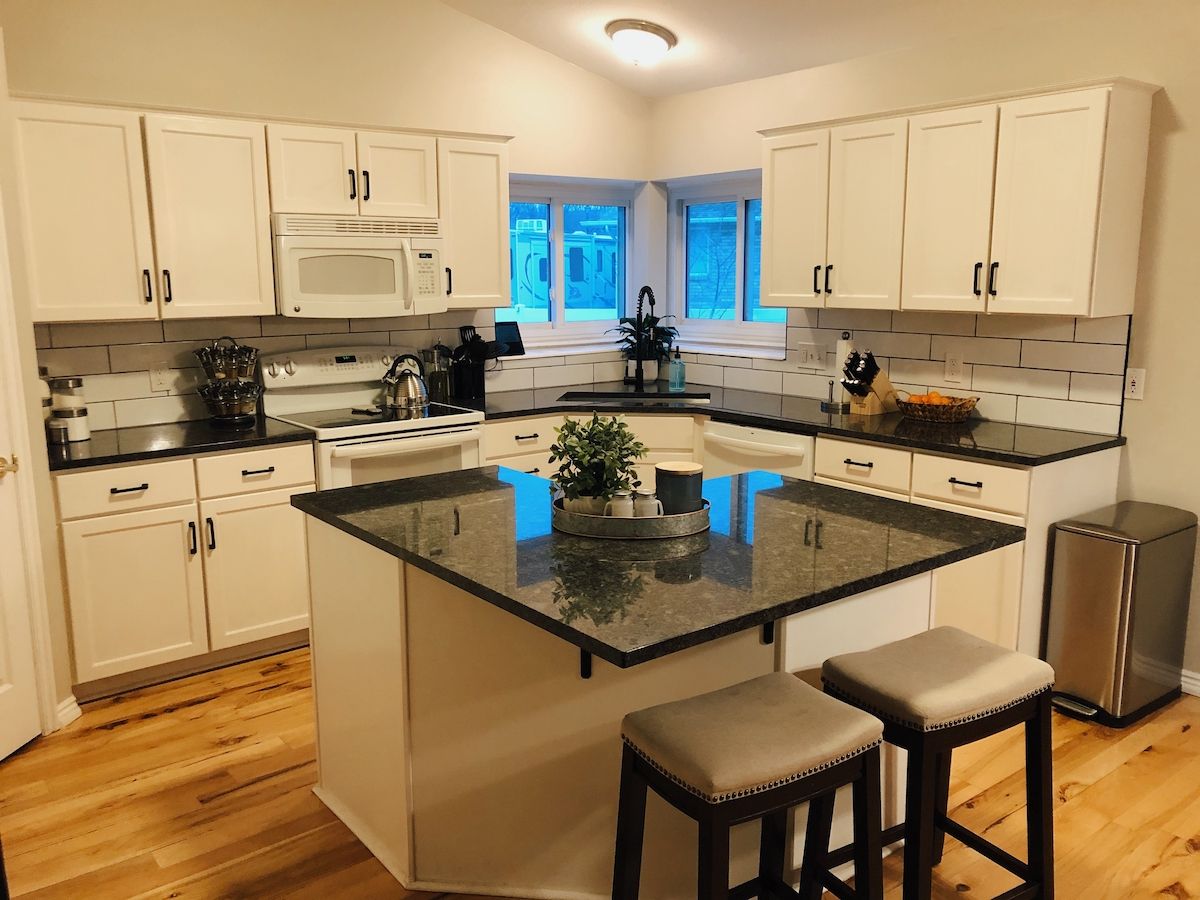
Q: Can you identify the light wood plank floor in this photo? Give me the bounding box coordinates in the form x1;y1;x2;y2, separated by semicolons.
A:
2;648;1198;898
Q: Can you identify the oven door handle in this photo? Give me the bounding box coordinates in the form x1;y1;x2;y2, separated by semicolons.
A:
329;429;482;460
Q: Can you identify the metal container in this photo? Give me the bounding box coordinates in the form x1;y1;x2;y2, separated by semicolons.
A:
1045;501;1198;727
194;336;259;381
551;497;710;539
382;353;429;409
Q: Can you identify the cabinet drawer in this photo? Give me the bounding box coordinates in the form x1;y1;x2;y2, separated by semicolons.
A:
57;459;196;520
911;454;1030;517
484;416;563;458
493;451;555;478
814;437;912;494
196;444;316;498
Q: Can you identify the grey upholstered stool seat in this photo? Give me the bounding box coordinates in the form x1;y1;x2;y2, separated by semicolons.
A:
821;626;1055;731
622;671;883;802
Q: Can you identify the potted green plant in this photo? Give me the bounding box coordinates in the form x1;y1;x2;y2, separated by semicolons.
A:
609;314;678;383
548;413;646;514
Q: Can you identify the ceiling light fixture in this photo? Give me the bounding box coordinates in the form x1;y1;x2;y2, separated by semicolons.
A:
605;19;677;67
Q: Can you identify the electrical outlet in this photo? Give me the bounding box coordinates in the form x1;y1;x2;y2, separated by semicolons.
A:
796;343;825;368
149;366;173;392
1124;367;1146;400
944;349;964;384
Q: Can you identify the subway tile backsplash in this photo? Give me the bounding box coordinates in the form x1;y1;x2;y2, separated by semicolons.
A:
35;308;1129;437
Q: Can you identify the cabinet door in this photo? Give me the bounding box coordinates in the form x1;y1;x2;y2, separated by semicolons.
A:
266;124;359;215
902;105;998;312
439;138;510;309
987;89;1109;316
12;103;157;322
63;504;208;681
761;130;828;307
144;115;275;318
200;485;314;650
357;132;438;218
826;117;908;310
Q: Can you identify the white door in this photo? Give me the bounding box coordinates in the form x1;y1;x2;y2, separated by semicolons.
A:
144;115;275;318
357;132;439;219
760;130;829;307
266;124;359;216
902;105;999;312
826;117;908;310
987;88;1109;316
201;485;314;650
439;138;510;309
12;103;157;321
62;504;209;681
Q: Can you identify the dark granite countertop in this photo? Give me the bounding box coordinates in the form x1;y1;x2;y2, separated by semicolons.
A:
47;417;313;471
292;467;1024;668
475;381;1125;466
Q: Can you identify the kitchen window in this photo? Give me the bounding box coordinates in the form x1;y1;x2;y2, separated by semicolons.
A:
499;183;632;349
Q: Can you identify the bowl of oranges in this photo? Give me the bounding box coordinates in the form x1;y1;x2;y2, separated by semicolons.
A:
895;390;979;424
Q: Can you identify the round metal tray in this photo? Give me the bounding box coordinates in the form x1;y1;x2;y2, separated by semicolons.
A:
551;497;710;540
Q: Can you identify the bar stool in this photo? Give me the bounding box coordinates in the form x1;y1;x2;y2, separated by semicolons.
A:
612;671;885;900
821;627;1056;900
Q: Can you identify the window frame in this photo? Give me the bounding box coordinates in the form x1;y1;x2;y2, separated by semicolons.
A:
667;175;785;355
507;180;635;352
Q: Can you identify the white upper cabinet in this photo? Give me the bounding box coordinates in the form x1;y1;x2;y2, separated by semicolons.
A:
266;124;359;215
13;103;158;322
356;132;439;219
902;104;999;312
761;130;829;308
439;138;510;309
144;115;275;319
825;117;908;310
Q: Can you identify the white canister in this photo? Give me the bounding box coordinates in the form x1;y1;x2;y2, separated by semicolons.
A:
51;406;90;442
633;491;664;517
47;375;86;410
604;491;635;517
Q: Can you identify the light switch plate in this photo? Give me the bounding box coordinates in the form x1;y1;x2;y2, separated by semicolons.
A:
944;349;964;384
1124;367;1146;400
149;367;172;392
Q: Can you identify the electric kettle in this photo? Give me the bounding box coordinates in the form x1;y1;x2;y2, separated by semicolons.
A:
382;353;429;409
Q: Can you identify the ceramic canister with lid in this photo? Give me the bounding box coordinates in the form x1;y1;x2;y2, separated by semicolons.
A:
51;406;90;441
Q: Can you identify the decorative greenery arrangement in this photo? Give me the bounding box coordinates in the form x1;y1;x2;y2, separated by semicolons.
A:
548;413;646;501
609;314;678;362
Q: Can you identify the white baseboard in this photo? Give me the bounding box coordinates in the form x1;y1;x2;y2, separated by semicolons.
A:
55;695;81;729
1181;668;1200;697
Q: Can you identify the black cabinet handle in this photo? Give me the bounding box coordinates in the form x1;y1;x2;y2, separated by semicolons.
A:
843;458;874;469
824;264;833;295
110;483;149;494
162;269;173;303
988;261;999;296
973;262;983;297
813;265;821;295
362;170;371;202
188;521;197;555
948;477;984;489
241;466;275;477
206;517;216;551
524;467;541;474
445;266;453;296
803;518;812;546
814;519;824;550
348;168;357;200
142;269;153;303
514;433;539;441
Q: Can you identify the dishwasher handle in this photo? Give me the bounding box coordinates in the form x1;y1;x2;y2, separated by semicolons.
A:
329;429;481;460
704;432;807;458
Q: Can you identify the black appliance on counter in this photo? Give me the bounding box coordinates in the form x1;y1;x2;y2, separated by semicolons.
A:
449;322;522;403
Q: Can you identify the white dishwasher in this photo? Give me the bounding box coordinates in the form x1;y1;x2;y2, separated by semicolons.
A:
700;420;814;480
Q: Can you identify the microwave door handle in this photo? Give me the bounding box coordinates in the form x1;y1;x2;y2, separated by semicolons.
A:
329;429;481;460
402;239;417;311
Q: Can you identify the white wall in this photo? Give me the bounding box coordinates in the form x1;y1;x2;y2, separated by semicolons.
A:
652;0;1200;669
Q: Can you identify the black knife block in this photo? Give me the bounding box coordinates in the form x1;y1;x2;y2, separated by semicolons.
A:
451;360;486;402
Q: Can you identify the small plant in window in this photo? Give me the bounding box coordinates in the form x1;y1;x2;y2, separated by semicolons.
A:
548;413;645;513
609;314;678;382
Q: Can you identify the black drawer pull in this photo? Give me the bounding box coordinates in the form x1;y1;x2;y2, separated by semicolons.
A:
524;467;541;474
162;269;173;303
514;433;539;441
188;521;197;555
824;264;833;295
142;269;153;303
206;517;216;551
812;265;821;295
348;168;357;200
110;483;149;494
988;261;999;296
843;458;874;469
241;466;276;477
972;261;983;297
949;477;984;489
362;169;371;202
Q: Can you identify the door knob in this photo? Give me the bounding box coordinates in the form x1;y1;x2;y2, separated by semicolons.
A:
0;455;19;480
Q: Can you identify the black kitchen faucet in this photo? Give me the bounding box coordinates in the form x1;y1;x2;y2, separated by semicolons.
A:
632;284;656;392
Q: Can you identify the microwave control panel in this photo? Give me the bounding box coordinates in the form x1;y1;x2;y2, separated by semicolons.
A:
414;250;441;298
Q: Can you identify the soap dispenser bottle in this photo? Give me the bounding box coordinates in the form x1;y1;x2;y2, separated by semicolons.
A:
668;346;686;393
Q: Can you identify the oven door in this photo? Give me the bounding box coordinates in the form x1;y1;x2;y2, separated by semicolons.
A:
318;426;483;489
275;233;415;318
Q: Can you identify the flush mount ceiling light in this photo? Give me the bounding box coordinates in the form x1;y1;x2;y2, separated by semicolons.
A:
605;19;677;67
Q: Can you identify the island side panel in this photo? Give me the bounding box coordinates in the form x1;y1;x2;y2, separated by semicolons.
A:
306;518;413;884
402;564;776;900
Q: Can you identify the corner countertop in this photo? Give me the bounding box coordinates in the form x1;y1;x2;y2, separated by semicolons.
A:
47;417;313;472
475;381;1125;466
292;467;1025;668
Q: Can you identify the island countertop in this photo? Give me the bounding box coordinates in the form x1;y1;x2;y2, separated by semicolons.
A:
292;467;1024;668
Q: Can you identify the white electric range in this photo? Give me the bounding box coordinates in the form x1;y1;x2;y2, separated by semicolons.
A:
261;345;484;490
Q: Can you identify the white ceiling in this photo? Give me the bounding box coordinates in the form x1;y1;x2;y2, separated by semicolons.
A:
442;0;1091;98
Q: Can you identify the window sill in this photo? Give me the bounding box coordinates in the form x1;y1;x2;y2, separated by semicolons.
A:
515;341;625;360
675;342;786;362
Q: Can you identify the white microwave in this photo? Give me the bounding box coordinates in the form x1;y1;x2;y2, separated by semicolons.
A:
273;214;449;318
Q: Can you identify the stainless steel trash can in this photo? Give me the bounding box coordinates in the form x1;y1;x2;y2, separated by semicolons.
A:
1045;501;1197;727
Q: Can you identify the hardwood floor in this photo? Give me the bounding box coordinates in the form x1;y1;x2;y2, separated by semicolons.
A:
1;648;1198;898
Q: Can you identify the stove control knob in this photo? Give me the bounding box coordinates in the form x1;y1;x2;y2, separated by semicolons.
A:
267;362;278;378
284;360;296;376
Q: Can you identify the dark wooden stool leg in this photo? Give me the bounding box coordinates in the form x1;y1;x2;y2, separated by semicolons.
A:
903;740;939;900
613;747;649;900
931;750;952;865
697;814;730;900
758;808;788;894
1026;693;1055;899
853;747;884;900
797;791;835;900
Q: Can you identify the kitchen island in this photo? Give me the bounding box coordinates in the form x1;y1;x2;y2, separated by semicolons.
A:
293;468;1024;899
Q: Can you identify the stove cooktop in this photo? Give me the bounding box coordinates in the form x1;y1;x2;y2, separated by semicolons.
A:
269;401;484;440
